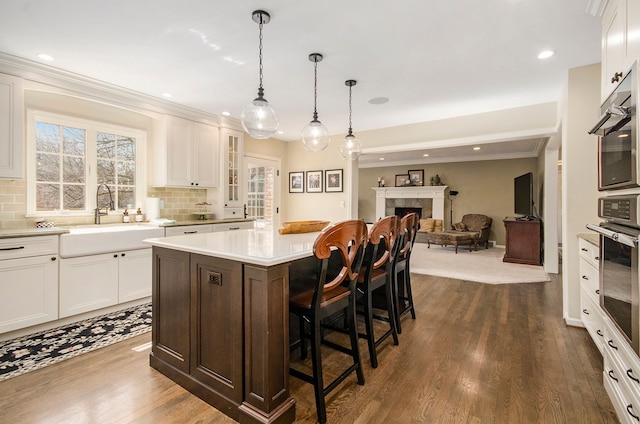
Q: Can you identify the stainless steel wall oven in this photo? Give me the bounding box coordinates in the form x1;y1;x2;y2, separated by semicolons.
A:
589;61;637;191
588;195;640;354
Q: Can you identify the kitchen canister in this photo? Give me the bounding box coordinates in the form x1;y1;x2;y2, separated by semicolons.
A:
145;197;161;220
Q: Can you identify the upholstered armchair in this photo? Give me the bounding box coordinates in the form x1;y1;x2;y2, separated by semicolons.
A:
453;214;493;249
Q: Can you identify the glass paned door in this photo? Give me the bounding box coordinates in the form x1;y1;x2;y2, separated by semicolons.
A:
245;156;278;228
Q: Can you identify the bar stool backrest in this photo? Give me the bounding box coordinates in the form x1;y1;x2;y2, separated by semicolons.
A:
311;219;368;309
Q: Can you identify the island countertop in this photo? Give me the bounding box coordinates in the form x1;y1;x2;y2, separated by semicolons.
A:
144;227;320;266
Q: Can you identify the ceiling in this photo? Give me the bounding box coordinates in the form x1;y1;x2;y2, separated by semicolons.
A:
0;1;601;164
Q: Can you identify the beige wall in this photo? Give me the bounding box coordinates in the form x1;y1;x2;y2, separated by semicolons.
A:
562;63;601;324
280;137;355;224
358;157;539;245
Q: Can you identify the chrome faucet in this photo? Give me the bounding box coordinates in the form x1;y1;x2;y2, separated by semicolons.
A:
95;183;115;224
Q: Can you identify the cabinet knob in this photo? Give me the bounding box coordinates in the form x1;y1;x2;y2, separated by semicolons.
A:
611;71;623;83
114;254;118;258
51;257;57;261
121;253;126;257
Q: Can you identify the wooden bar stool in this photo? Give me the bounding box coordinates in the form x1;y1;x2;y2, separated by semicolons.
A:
393;212;419;334
289;219;368;424
356;215;400;368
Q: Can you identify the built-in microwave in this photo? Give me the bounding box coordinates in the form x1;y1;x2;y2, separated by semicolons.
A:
589;60;637;191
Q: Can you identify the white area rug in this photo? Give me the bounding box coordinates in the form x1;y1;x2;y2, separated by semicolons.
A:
411;243;550;284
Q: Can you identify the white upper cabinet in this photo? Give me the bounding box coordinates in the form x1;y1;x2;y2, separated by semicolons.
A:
154;115;220;188
0;73;24;179
221;128;243;209
601;0;640;101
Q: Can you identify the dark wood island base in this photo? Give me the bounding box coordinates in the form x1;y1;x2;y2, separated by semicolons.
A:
151;246;297;424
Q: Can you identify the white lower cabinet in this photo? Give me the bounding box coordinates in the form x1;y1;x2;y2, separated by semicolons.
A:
119;249;153;303
0;254;59;333
604;317;640;423
60;248;152;318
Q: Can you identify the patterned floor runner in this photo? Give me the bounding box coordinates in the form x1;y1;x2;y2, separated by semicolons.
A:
0;302;151;382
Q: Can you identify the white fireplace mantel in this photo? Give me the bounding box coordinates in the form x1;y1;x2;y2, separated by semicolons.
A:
372;186;449;225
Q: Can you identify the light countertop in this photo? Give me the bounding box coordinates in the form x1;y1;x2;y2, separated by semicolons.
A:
0;227;69;239
144;227;319;266
158;218;254;227
578;232;599;246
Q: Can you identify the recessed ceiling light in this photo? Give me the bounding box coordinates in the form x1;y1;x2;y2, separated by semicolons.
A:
162;92;173;98
473;146;481;151
277;130;284;135
423;153;429;157
222;111;231;116
379;158;385;161
37;53;54;61
537;50;555;59
369;97;389;105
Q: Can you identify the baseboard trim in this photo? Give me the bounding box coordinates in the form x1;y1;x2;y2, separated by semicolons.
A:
564;317;584;328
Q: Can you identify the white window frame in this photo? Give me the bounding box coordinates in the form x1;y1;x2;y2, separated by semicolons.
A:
26;109;147;218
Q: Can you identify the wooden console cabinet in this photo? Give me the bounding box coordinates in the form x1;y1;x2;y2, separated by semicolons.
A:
503;218;542;265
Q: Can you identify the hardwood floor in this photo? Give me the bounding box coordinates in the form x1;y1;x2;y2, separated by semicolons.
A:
0;273;617;423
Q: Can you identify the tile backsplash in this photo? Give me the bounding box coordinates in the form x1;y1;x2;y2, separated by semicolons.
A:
0;179;208;230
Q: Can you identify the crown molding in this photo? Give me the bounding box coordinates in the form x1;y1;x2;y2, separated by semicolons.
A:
0;52;239;127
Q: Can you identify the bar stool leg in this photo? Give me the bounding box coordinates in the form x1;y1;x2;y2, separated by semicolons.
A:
310;316;326;423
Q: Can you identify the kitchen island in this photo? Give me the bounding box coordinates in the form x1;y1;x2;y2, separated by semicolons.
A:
144;228;320;424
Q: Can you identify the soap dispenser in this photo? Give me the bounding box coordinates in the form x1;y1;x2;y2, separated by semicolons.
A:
135;207;143;222
123;208;130;223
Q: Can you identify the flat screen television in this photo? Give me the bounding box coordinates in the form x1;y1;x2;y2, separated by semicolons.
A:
514;172;534;219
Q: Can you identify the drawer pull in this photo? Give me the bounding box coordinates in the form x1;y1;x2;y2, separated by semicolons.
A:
581;275;588;280
0;246;25;251
229;226;240;230
581;248;588;252
608;370;619;382
583;309;590;315
597;329;603;337
608;340;619;350
595;256;599;260
596;289;600;295
627;404;639;421
184;231;198;234
51;257;57;261
627;369;640;383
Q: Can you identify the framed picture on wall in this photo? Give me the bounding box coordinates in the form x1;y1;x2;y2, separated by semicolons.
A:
408;169;424;186
325;169;343;192
306;170;323;193
395;174;410;187
289;171;304;193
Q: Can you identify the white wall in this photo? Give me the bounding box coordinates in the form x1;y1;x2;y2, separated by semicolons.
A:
562;63;601;325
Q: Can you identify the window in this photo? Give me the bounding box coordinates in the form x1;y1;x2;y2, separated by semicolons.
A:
27;110;146;216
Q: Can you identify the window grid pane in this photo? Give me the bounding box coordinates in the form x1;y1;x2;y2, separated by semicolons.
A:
35;121;86;211
97;132;136;209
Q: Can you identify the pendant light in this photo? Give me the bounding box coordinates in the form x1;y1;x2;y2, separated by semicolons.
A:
301;53;330;151
339;80;362;160
241;10;278;139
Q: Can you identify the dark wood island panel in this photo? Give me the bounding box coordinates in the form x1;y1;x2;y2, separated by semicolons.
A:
150;247;296;424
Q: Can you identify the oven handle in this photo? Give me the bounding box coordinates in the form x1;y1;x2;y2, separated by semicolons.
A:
588;104;631;135
587;223;639;248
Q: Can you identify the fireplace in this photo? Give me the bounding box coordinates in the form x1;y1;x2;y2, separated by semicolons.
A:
373;186;448;228
395;207;422;219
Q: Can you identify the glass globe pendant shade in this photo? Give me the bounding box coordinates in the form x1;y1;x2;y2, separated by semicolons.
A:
241;93;279;139
301;119;330;151
339;133;362;160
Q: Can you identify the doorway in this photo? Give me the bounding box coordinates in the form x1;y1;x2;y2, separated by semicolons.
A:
245;154;280;229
